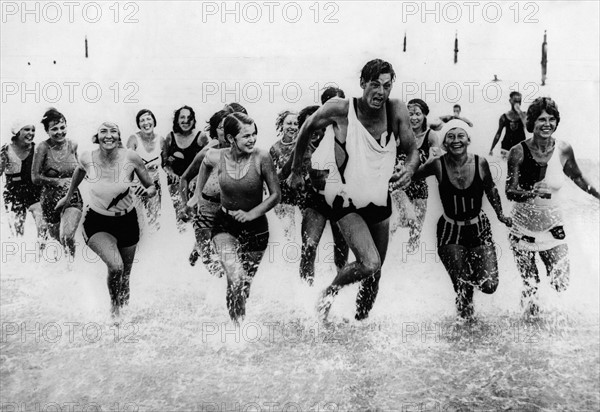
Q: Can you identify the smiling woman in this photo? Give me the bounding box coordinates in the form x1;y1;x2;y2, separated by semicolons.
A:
55;121;157;317
412;119;512;320
31;108;83;261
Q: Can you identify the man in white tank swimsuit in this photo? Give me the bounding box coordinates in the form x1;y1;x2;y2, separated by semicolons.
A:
288;59;420;322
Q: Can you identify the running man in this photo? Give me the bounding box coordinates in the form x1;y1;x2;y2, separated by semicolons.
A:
287;58;419;321
490;91;527;159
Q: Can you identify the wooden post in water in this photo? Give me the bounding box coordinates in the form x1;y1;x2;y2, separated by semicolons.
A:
403;31;407;52
541;30;547;86
454;31;459;64
85;36;88;58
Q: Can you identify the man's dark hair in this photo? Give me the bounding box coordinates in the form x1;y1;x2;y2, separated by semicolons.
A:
360;59;396;83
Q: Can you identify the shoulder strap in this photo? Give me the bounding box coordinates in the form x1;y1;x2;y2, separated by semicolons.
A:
440;154;448;184
385;99;393;137
474;154;480;181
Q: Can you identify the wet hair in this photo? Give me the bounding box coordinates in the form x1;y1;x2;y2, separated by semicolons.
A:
526;97;560;133
360;59;396;83
275;110;298;136
225;102;248;115
92;122;121;144
509;91;522;99
453;104;461;111
223;113;257;142
320;87;345;104
135;109;157;129
407;99;430;132
208;109;233;139
172;105;196;134
298;106;320;129
41;108;66;132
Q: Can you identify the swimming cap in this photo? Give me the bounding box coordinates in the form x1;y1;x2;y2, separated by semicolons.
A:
440;119;472;139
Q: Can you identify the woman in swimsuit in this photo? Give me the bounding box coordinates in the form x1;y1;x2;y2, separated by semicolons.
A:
56;122;157;316
0;121;46;240
32;108;83;260
194;113;280;323
126;109;164;232
269;110;299;241
506;97;599;316
390;98;441;252
414;119;512;320
181;108;233;272
162;105;208;231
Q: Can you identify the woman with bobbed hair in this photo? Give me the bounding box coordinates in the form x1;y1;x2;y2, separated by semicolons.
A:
31;108;83;260
127;109;164;232
193;112;280;323
57;122;156;316
506;97;599;316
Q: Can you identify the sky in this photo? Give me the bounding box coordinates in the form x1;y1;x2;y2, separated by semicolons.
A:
1;0;599;154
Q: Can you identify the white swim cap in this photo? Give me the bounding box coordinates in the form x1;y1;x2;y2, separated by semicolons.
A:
11;119;35;136
440;119;472;139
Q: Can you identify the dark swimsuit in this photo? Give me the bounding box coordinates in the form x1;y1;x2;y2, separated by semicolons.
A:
165;131;205;178
2;143;41;214
500;113;526;151
436;155;493;248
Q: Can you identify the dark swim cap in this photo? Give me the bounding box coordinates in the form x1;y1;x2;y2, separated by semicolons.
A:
407;99;430;116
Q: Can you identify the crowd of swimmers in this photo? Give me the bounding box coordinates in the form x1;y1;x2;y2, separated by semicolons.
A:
1;58;599;323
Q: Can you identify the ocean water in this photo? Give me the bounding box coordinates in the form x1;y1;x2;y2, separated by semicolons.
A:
1;1;599;411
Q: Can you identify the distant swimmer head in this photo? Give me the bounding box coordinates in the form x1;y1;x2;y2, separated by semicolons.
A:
320;87;345;105
441;119;472;153
453;104;462;117
360;59;395;109
526;97;560;134
10;119;36;142
224;113;258;154
173;105;196;135
407;99;430;132
93;121;121;145
136;109;157;132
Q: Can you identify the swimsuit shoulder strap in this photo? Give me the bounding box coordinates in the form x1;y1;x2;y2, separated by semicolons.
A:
385;99;393;138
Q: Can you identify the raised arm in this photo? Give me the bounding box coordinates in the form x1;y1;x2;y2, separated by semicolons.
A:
129;151;156;197
562;141;600;199
489;115;506;155
481;157;511;226
287;101;343;189
411;157;439;181
180;142;216;205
